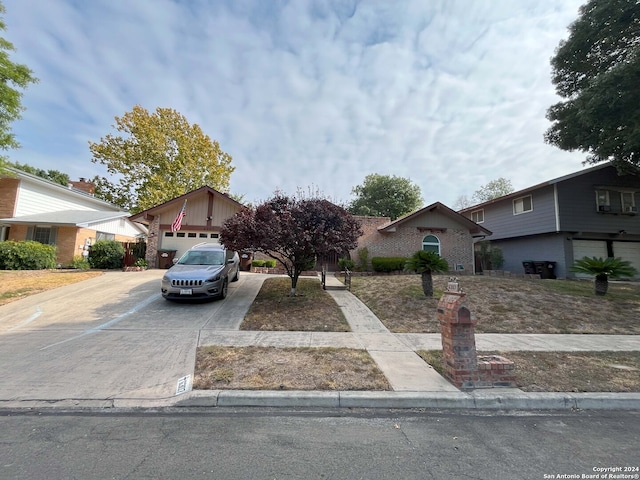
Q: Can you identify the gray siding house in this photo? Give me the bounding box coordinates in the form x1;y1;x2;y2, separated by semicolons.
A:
459;163;640;279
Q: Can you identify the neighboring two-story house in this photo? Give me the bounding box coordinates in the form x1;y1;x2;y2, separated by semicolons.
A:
0;168;146;266
459;163;640;279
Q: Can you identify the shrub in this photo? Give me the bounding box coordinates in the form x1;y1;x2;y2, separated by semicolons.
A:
69;255;90;270
264;259;277;268
371;256;408;273
88;240;125;269
356;247;369;271
338;257;355;271
252;260;266;267
0;240;57;270
134;258;148;268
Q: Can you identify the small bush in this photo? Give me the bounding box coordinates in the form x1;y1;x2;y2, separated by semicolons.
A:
371;257;408;273
264;259;277;268
134;258;148;268
69;255;90;270
338;257;355;271
0;240;57;270
252;260;266;267
356;247;369;271
88;240;125;269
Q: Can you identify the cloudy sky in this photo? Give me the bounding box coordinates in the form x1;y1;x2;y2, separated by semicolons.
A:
5;0;587;207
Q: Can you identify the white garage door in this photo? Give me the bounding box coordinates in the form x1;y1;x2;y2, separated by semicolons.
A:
572;240;608;278
613;242;640;279
159;231;220;259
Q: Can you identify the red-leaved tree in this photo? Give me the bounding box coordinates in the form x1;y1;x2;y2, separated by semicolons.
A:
220;193;362;296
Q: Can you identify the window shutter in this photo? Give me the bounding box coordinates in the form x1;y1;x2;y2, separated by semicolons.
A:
49;227;58;245
26;226;34;240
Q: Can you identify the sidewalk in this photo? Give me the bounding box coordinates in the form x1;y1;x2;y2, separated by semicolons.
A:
180;274;640;410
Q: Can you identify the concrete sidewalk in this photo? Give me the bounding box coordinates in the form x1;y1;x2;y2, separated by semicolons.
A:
185;274;640;410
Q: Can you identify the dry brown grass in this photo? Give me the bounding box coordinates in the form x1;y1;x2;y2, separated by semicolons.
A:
241;277;350;331
417;350;640;392
349;274;640;334
194;346;390;390
0;269;103;306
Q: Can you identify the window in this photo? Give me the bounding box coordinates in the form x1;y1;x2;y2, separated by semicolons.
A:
422;235;440;255
595;190;611;212
28;226;58;245
199;233;208;238
470;209;484;223
165;232;174;237
210;233;219;239
513;195;533;215
96;231;115;241
176;232;185;237
621;192;637;213
188;232;197;238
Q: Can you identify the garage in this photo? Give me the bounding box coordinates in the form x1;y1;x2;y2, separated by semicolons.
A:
572;240;608;278
160;231;221;260
613;241;640;278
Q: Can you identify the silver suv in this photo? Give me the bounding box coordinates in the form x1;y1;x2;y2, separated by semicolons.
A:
161;243;239;301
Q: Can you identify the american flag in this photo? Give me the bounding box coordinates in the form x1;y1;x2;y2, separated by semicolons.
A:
171;200;187;232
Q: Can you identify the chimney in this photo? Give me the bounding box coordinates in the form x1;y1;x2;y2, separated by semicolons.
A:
69;178;96;195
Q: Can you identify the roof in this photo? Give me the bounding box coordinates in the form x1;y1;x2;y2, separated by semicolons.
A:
129;185;244;224
458;162;632;213
377;201;492;236
5;167;127;211
0;210;145;230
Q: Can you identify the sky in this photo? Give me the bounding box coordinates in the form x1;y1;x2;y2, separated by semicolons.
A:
4;0;588;208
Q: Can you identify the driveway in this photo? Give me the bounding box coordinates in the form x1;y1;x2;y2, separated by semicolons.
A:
0;270;265;407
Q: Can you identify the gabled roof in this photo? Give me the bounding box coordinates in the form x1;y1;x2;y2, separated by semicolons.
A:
4;167;126;211
458;162;634;213
377;201;492;236
129;186;244;224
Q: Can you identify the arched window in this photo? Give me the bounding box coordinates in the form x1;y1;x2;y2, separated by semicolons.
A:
422;235;440;255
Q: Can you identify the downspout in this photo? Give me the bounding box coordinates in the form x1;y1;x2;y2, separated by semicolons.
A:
554;184;560;232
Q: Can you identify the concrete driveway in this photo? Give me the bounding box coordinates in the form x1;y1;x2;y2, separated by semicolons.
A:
0;269;265;407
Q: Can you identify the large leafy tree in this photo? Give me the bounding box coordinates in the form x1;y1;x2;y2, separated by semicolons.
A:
0;1;38;171
10;161;69;186
545;0;640;171
220;193;362;296
471;177;513;203
89;105;234;213
348;174;422;220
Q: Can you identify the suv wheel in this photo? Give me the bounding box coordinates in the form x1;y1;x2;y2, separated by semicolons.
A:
219;278;228;299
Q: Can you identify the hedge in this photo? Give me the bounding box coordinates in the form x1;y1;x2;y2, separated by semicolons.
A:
88;240;125;269
0;240;57;270
371;256;408;273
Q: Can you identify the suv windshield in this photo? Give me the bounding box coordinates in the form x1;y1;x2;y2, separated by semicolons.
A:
177;250;225;266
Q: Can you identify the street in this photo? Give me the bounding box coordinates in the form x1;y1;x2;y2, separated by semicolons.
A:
1;408;638;480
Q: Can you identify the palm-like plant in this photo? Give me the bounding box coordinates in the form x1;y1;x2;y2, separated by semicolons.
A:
570;256;637;296
404;250;449;297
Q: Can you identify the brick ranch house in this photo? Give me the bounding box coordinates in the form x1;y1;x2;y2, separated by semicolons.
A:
0;168;146;266
351;202;492;274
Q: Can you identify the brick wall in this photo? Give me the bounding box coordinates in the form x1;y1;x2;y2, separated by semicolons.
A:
0;177;19;218
351;215;474;273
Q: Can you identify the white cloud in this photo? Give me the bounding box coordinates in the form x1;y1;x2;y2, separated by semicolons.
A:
5;0;586;207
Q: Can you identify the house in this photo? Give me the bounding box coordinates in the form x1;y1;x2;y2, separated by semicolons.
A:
0;168;146;266
128;186;244;268
352;202;492;274
459;163;640;279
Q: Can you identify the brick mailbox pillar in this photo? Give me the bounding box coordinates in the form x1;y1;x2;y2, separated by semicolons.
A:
437;279;516;389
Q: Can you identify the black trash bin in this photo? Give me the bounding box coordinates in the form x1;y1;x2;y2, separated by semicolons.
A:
522;261;536;274
157;249;177;269
540;261;557;279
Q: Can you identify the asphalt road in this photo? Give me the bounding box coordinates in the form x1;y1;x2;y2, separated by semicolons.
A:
0;270;264;405
1;408;638;480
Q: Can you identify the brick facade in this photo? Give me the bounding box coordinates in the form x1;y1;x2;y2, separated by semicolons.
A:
350;202;485;274
0;177;19;218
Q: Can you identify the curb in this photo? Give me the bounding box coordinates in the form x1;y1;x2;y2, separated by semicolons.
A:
171;390;640;411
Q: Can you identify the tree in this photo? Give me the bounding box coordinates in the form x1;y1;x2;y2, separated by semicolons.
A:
472;178;514;204
570;256;637;296
544;0;640;171
404;250;449;297
348;174;422;220
220;193;362;296
0;1;38;171
10;161;69;186
89;105;234;213
453;194;472;211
